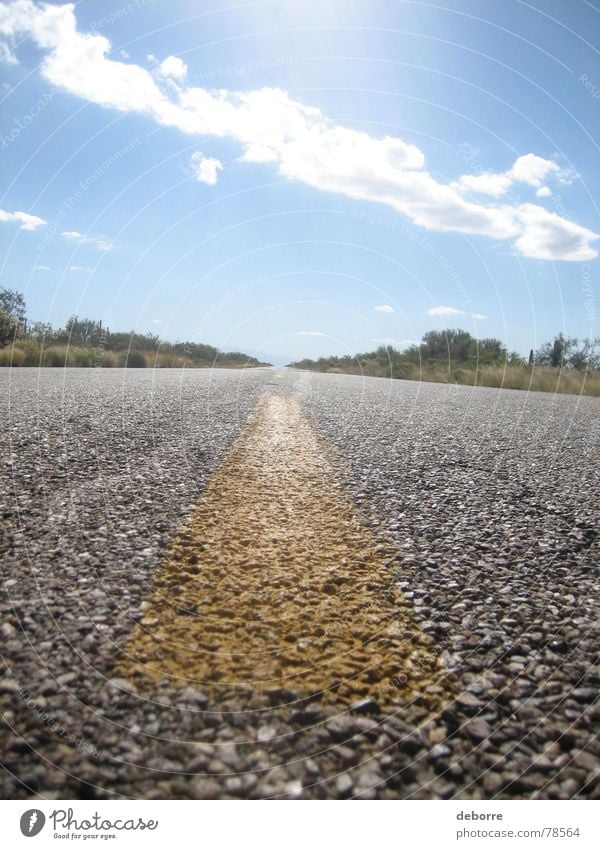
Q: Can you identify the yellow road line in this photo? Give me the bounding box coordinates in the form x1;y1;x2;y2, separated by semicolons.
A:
119;394;452;711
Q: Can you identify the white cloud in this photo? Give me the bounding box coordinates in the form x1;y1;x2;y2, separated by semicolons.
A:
374;304;395;313
371;337;418;348
556;167;578;186
297;331;326;336
33;264;51;271
62;230;112;251
536;186;552;198
0;38;18;63
428;306;465;317
453;154;561;199
69;265;91;271
514;204;599;261
509;153;560;187
472;312;487;320
1;0;597;261
372;337;401;346
157;55;187;81
0;208;46;230
453;172;513;198
190;152;222;186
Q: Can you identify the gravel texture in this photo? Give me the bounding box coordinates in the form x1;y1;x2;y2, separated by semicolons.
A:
0;367;598;800
118;393;449;709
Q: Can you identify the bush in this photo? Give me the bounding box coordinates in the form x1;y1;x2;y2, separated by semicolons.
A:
122;350;147;368
98;351;118;367
21;340;43;366
67;347;95;367
153;352;181;368
0;346;25;366
41;347;68;367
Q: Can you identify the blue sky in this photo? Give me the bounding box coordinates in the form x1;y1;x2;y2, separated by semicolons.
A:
0;0;598;363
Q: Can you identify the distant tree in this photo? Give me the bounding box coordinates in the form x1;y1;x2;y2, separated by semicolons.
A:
0;310;20;347
477;337;506;359
28;321;54;342
567;336;600;370
131;332;160;352
174;341;219;361
106;331;134;352
552;334;567;367
419;328;507;366
450;329;475;361
507;350;525;366
63;315;103;345
402;343;421;363
124;351;147;368
0;288;27;346
536;333;578;368
420;329;450;360
287;329;600;382
0;288;26;324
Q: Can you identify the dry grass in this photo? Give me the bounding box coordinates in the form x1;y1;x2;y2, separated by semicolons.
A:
320;361;600;396
3;342;599;395
0;344;263;371
404;366;599;396
452;365;600;396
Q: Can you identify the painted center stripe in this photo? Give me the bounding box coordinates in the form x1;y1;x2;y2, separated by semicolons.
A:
119;394;452;710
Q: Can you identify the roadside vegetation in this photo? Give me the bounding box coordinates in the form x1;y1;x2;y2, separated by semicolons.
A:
289;328;600;397
0;288;269;369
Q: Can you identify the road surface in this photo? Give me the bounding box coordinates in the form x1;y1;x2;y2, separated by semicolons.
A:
0;367;598;799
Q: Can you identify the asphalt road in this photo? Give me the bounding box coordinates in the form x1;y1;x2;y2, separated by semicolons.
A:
0;367;598;800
